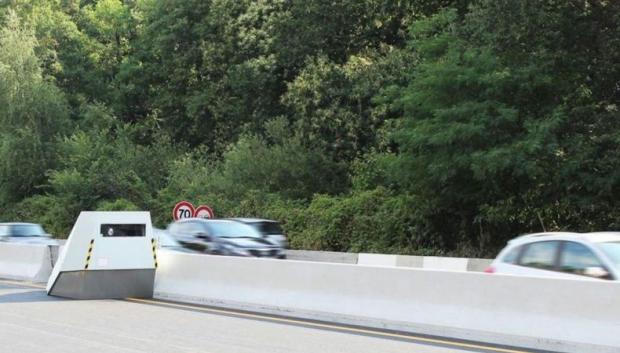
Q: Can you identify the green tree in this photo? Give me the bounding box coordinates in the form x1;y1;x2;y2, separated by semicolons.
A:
121;0;424;153
393;1;620;253
0;10;69;204
13;104;180;235
3;1;132;111
79;0;134;102
214;117;349;200
283;49;413;161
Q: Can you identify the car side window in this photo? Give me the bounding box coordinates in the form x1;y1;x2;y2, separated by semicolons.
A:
0;225;8;236
519;241;560;270
559;241;605;276
501;245;522;264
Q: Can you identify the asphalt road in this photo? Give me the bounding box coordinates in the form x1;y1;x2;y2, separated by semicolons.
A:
0;280;537;353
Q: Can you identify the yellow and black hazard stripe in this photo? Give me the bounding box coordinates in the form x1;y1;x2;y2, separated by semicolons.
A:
84;239;95;269
151;238;158;268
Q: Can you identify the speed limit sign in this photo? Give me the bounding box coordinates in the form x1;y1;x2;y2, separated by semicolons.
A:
194;205;214;219
172;201;195;221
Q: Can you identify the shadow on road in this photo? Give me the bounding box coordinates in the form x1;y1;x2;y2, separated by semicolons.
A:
0;289;65;303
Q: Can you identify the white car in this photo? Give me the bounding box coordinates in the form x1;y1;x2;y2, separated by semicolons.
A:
487;232;620;280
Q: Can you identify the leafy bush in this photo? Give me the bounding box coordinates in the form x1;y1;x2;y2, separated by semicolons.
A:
151;118;347;227
287;188;418;254
97;198;140;211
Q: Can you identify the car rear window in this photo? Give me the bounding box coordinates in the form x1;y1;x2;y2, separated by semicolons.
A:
519;241;560;270
501;245;522;264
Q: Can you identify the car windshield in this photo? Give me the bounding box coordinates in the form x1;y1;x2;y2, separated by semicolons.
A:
10;224;47;237
599;242;620;268
208;221;262;238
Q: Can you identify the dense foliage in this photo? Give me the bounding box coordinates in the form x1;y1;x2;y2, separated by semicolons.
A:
0;0;618;257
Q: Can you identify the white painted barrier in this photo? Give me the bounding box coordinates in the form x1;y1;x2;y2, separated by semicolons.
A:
357;253;398;266
394;254;424;267
285;249;358;264
466;258;493;272
289;250;493;272
422;256;470;271
0;243;53;282
155;251;620;353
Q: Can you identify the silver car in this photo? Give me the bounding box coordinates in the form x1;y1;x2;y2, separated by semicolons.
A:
0;223;59;245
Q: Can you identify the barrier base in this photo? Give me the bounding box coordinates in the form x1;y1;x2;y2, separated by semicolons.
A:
47;269;154;299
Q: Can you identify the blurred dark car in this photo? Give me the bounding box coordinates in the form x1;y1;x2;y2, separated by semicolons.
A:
153;227;200;253
228;218;288;249
167;218;285;258
0;223;58;245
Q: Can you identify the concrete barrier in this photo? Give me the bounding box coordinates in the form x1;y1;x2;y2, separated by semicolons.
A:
50;245;63;266
466;258;493;272
421;256;470;271
285;250;358;264
0;243;54;282
357;253;398;266
0;242;616;352
155;250;620;353
287;250;492;272
394;254;424;268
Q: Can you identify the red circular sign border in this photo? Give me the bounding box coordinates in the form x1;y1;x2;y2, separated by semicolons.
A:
194;205;215;219
172;201;195;221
